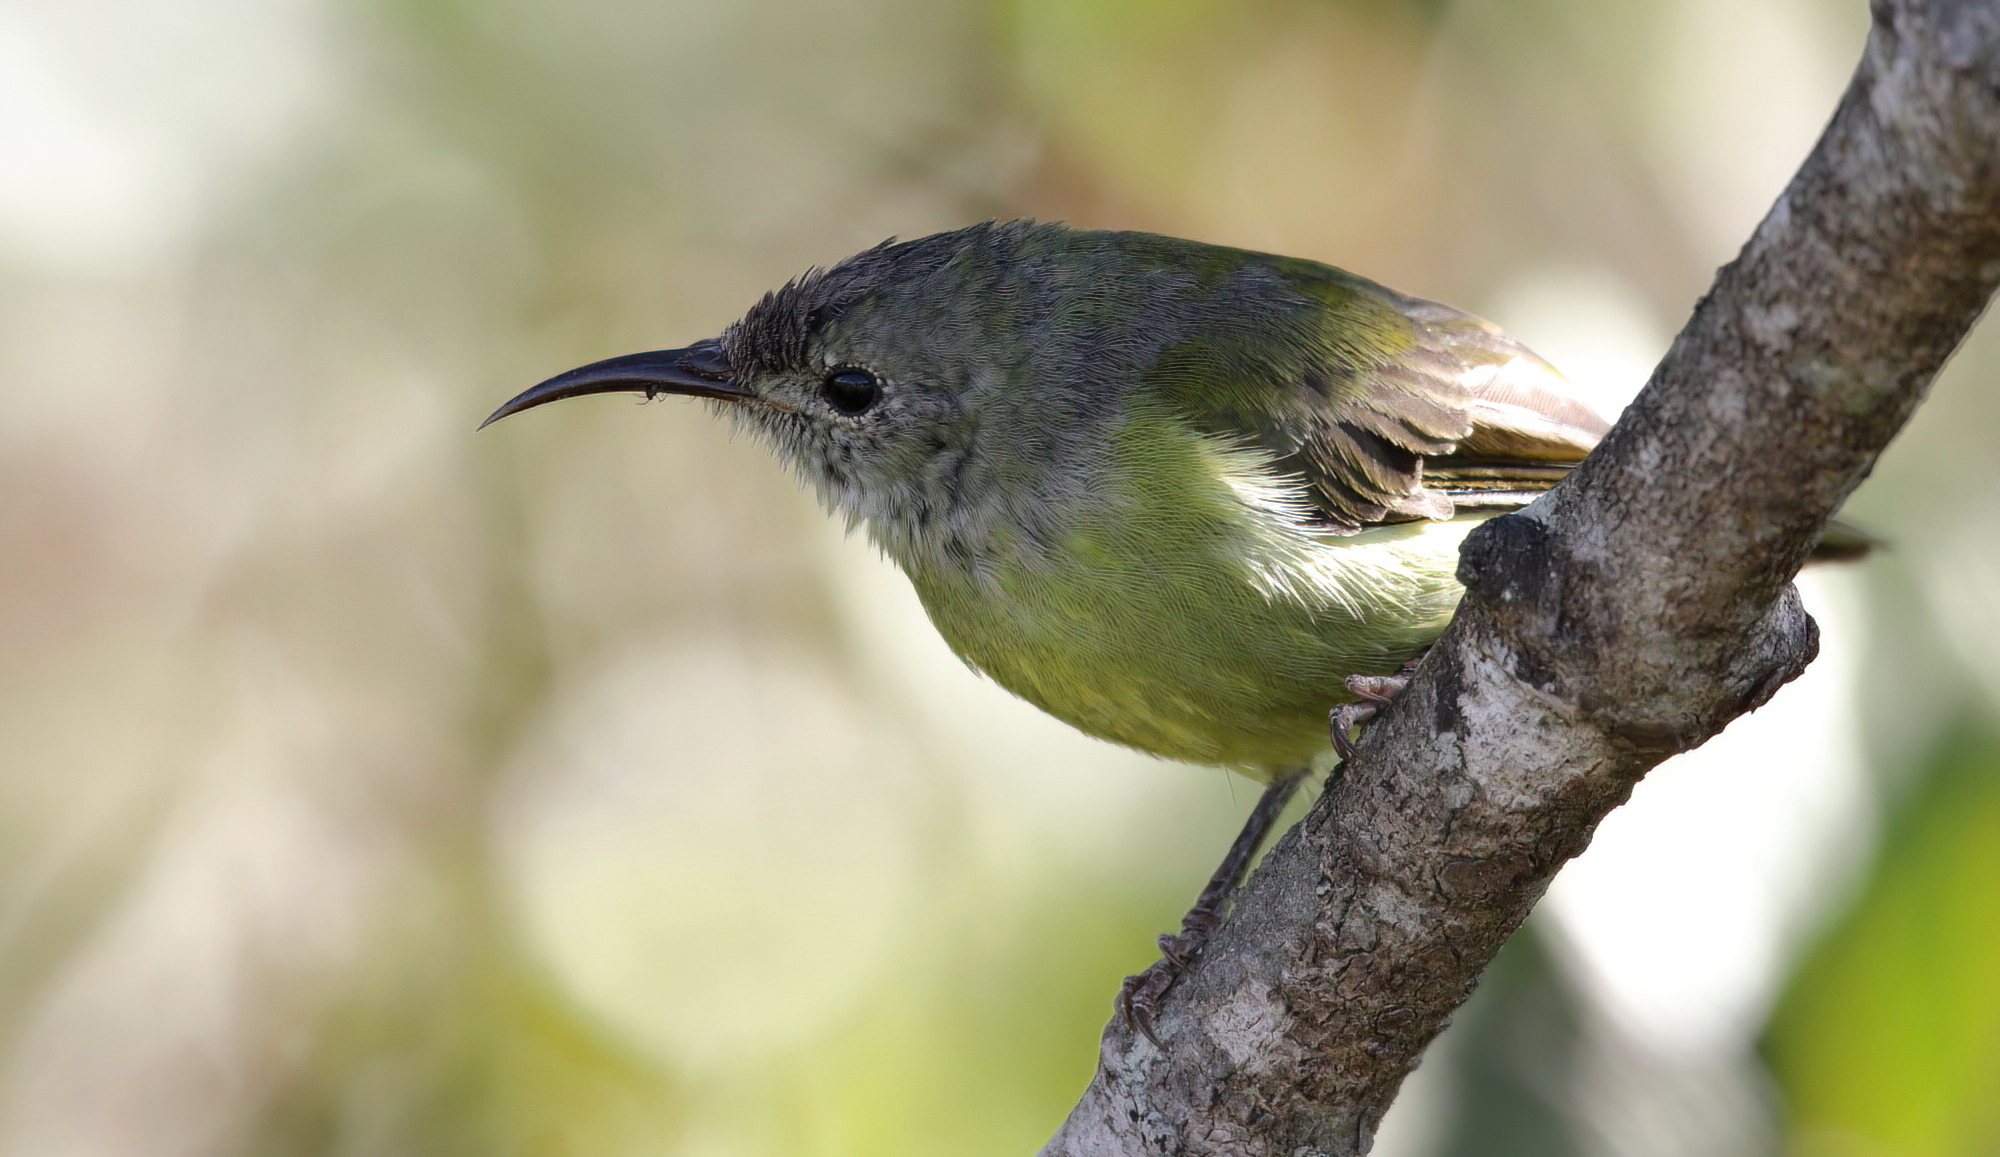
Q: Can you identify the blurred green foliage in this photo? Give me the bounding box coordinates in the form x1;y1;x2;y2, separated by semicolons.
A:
1768;719;2000;1157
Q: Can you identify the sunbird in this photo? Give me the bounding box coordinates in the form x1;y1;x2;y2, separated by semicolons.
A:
483;220;1619;1027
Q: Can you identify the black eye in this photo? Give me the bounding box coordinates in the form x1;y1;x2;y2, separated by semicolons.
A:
820;368;880;416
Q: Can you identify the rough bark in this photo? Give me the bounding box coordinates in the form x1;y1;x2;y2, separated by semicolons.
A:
1044;2;2000;1153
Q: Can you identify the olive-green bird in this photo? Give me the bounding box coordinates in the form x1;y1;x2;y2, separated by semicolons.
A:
484;219;1614;1022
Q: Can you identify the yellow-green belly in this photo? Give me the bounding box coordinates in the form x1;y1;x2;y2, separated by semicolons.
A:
908;514;1484;776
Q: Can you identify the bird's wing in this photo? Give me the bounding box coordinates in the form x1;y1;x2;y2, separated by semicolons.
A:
1392;294;1613;513
1157;258;1612;534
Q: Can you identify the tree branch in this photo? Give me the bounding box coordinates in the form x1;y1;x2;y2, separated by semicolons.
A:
1044;1;2000;1153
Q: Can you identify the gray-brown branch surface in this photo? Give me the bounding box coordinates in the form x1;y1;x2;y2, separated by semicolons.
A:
1044;2;2000;1153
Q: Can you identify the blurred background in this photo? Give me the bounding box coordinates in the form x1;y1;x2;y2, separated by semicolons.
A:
1;0;1996;1153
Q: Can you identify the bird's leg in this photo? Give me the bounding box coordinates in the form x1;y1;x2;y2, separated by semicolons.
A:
1328;652;1428;758
1118;767;1310;1045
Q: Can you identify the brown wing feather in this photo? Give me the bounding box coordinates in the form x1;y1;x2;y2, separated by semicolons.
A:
1321;294;1610;524
1168;258;1610;531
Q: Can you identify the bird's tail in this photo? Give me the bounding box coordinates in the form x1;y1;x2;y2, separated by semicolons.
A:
1810;518;1879;564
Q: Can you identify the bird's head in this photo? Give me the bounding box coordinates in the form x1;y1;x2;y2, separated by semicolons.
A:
485;221;1181;570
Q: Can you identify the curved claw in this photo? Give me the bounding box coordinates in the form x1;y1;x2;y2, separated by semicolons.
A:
1330;672;1415;758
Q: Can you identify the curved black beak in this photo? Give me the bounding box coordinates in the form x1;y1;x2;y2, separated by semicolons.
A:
479;339;748;429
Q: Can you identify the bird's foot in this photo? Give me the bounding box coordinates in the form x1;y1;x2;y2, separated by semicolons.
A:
1115;769;1309;1047
1117;909;1224;1046
1329;670;1416;759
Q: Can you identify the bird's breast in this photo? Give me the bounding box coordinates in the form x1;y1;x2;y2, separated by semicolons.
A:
899;412;1479;771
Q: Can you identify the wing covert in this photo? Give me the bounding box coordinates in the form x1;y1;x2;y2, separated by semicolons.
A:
1160;259;1611;533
